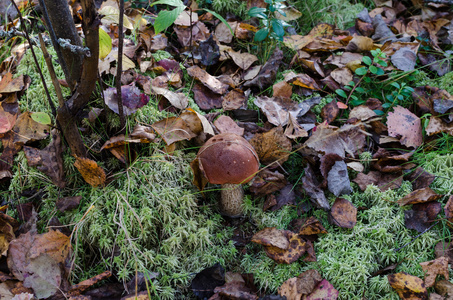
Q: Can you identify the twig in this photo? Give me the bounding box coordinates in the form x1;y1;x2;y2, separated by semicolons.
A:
424;0;453;4
38;33;65;107
58;38;91;57
9;0;57;119
116;0;126;132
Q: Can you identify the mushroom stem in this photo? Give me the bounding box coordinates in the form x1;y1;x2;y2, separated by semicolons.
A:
220;183;244;217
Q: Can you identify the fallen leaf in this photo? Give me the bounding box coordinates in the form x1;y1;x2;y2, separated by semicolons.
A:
222;89;246;111
249;126;292;165
263;230;307;264
192;83;223;111
388;272;428;299
23;130;65;188
191;263;225;299
0;101;18;134
329;198;357;228
213;115;244;136
249;169;288;196
298;216;328;236
302;164;330;210
273;81;292;99
73;156;106;187
405;201;441;233
327;160;353;196
353;171;403;191
151;86;188;110
0;213;19;256
0;73;24;94
304;122;368;158
228;50;258;70
321;100;339;124
387;106;422;148
391;47;417;71
244;48;283;90
213;280;258;300
13;111;50;144
187;66;229;95
251;227;289;249
397;187;442;206
426;116;453;136
420;257;449;288
405;167;435;190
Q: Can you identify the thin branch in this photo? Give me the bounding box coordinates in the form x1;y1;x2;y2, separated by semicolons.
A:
116;0;126;132
58;38;91;57
9;0;56;118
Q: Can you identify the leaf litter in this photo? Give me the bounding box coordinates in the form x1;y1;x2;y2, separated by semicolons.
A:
2;0;453;298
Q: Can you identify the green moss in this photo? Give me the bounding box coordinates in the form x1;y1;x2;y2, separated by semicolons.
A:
210;0;247;19
412;70;453;94
421;153;453;195
242;183;440;299
290;0;365;34
9;150;238;298
16;46;70;114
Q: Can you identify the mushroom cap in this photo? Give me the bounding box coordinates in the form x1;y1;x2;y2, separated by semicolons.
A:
197;133;259;185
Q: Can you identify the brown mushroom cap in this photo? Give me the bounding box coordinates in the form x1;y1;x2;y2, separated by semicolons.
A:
197;133;259;185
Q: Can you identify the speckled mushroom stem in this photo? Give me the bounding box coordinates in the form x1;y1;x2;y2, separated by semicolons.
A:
220;183;244;218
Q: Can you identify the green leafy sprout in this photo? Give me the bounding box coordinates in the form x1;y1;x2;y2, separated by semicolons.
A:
248;0;291;42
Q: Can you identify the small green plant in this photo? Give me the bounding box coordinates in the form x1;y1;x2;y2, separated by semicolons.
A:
335;49;417;112
248;0;291;42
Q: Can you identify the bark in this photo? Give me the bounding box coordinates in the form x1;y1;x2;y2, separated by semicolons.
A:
55;0;100;158
42;0;83;88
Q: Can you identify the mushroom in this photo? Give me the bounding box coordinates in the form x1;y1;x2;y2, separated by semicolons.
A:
197;133;260;217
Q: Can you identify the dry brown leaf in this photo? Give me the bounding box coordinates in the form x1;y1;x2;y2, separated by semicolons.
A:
222;89;246;111
299;216;328;236
397;187;442;206
263;231;307;264
345;35;375;52
388;272;428;299
321;101;339;124
285;114;309;140
228;50;258;70
13;111;50;144
151;116;197;145
213;115;244;136
23;130;65;188
329;198;357;229
73;156;106;187
251;227;289;250
330;67;353;87
249;126;292;165
304;122;368;158
426;116;453;136
0;73;24;94
187;66;229;95
0;213;19;256
420;256;449;288
151;86;188;109
0;101;18;134
387;106;422;148
215;21;237;44
249;169;288;196
273;81;292;99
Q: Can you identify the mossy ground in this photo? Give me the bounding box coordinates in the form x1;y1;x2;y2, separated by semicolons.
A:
5;0;453;299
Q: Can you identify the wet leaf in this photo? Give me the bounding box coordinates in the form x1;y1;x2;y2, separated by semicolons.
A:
192;83;223;111
405;201;441;233
302;164;329;210
298;216;328;236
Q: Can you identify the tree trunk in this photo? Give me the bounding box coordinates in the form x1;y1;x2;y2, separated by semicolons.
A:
42;0;83;89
